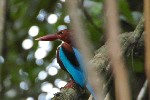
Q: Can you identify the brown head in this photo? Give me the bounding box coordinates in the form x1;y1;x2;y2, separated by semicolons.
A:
36;29;72;44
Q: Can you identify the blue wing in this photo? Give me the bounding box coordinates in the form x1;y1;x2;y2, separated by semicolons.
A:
59;46;86;87
59;46;96;99
73;48;97;99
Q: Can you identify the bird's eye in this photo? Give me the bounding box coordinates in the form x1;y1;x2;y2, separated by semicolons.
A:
58;31;63;34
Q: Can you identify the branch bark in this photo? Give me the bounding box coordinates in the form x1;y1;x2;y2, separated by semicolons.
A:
91;17;144;77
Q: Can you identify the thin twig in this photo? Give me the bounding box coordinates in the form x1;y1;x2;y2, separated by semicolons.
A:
144;0;150;99
66;0;104;99
104;0;131;100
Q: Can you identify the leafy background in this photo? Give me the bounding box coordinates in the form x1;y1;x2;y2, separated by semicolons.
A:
0;0;143;100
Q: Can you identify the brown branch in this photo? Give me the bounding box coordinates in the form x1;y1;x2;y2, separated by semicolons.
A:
52;82;89;100
66;0;104;100
144;0;150;99
91;17;144;76
104;0;131;100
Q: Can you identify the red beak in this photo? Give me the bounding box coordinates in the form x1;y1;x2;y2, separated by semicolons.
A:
35;34;58;41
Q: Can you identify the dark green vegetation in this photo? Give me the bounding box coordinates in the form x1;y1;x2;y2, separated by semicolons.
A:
0;0;143;100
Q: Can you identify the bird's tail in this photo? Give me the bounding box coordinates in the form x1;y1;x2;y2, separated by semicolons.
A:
86;82;97;100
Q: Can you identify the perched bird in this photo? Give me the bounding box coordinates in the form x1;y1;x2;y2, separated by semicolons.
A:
36;29;96;99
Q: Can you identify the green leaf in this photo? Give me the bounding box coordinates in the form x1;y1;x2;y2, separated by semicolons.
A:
118;0;135;25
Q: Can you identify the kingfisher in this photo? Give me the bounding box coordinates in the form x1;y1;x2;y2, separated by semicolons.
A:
36;29;96;99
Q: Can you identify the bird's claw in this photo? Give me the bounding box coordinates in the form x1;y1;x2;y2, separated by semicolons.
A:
61;80;76;89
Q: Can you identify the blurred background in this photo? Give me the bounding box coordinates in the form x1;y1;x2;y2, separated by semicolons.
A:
0;0;143;100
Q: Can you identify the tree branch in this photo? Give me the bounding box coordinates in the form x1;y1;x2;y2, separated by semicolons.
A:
91;17;144;77
52;82;89;100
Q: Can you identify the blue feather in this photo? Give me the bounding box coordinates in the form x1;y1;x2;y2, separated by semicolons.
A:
59;46;96;99
59;47;86;87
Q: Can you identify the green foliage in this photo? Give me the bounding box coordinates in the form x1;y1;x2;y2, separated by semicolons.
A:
0;0;143;99
119;0;135;25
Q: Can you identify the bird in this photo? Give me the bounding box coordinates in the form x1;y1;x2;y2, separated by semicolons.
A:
36;29;96;99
